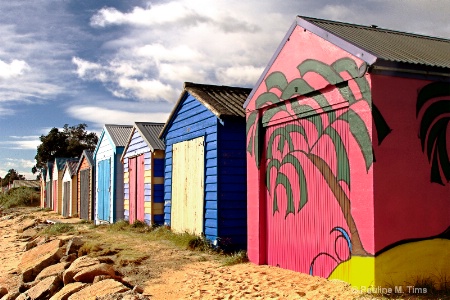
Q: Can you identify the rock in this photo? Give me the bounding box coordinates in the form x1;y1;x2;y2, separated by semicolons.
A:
63;256;100;285
73;263;116;283
60;253;77;264
49;282;87;300
0;289;20;300
65;238;84;256
0;287;7;298
24;240;37;251
18;239;64;282
35;262;69;281
20;228;38;241
14;293;28;300
26;275;62;300
92;275;113;283
132;286;144;294
68;279;129;300
17;219;36;233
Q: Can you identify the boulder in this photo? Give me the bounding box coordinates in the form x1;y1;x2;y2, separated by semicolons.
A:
92;275;113;283
65;238;84;256
68;279;129;300
0;287;7;298
14;293;28;300
73;263;115;283
17;219;36;233
19;239;64;282
62;256;100;285
20;228;38;241
0;289;20;300
26;275;62;300
24;239;37;251
60;254;77;264
49;282;87;300
35;262;69;281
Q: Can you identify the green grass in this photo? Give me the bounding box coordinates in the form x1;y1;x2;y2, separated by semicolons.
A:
222;250;249;266
0;187;40;209
40;223;75;236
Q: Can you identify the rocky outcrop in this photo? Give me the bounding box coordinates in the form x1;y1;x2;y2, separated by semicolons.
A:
35;262;69;281
72;263;116;283
26;275;62;300
12;234;146;300
67;279;129;300
0;287;7;298
62;256;100;285
18;239;64;282
49;282;87;300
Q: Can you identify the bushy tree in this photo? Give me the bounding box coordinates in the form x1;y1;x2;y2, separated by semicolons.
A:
32;124;98;174
0;169;25;187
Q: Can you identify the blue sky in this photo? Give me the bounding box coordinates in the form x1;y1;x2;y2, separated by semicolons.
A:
0;0;449;179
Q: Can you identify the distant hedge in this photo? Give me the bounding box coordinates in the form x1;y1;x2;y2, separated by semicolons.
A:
0;187;40;209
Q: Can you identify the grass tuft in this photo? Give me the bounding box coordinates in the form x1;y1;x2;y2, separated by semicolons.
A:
40;223;75;236
0;187;40;209
222;250;249;266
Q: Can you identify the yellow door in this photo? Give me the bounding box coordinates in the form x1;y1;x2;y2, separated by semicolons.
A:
171;136;204;235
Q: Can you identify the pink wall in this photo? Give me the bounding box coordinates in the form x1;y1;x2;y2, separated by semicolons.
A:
246;24;376;276
372;75;450;253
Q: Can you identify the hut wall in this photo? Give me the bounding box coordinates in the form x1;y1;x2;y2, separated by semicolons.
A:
96;135;114;223
164;94;219;242
217;117;247;249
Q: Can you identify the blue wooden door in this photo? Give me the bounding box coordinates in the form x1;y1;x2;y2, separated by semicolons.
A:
98;159;111;221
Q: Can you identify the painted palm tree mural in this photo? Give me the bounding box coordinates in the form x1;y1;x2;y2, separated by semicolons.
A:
417;82;450;185
246;57;391;277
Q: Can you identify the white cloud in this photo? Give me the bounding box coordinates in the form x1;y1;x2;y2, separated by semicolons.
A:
216;65;264;86
0;135;40;150
0;59;30;79
72;57;102;79
67;105;170;127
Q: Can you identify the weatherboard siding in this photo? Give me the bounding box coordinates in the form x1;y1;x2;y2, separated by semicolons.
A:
123;129;164;225
163;94;219;242
217;117;247;249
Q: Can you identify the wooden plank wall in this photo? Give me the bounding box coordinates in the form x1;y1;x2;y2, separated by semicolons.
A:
163;94;218;241
95;135;113;223
217;117;247;250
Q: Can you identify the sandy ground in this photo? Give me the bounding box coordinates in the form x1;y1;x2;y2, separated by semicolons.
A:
2;207;437;300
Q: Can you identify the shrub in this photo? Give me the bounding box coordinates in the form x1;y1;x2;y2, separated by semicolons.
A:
0;187;40;209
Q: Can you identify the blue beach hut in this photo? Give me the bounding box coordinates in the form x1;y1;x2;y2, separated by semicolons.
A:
159;82;250;250
94;124;133;224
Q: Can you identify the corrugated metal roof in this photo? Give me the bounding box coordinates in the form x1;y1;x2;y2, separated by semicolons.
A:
63;161;78;176
135;122;165;151
184;82;251;118
299;16;450;69
54;157;79;171
105;124;133;147
161;82;251;138
12;180;40;189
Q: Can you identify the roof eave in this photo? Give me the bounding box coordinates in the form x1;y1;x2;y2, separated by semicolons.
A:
369;60;450;81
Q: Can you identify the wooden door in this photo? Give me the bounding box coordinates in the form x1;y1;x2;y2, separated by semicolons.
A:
52;181;58;212
45;182;51;208
98;159;111;221
128;157;137;223
63;182;70;217
171;136;205;235
137;155;145;222
80;169;90;220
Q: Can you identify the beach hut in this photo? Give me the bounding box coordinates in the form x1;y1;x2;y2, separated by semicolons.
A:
160;82;250;250
76;150;96;221
62;161;78;217
45;161;53;209
94;124;133;224
122;122;165;225
40;169;47;208
245;16;450;288
52;158;78;214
